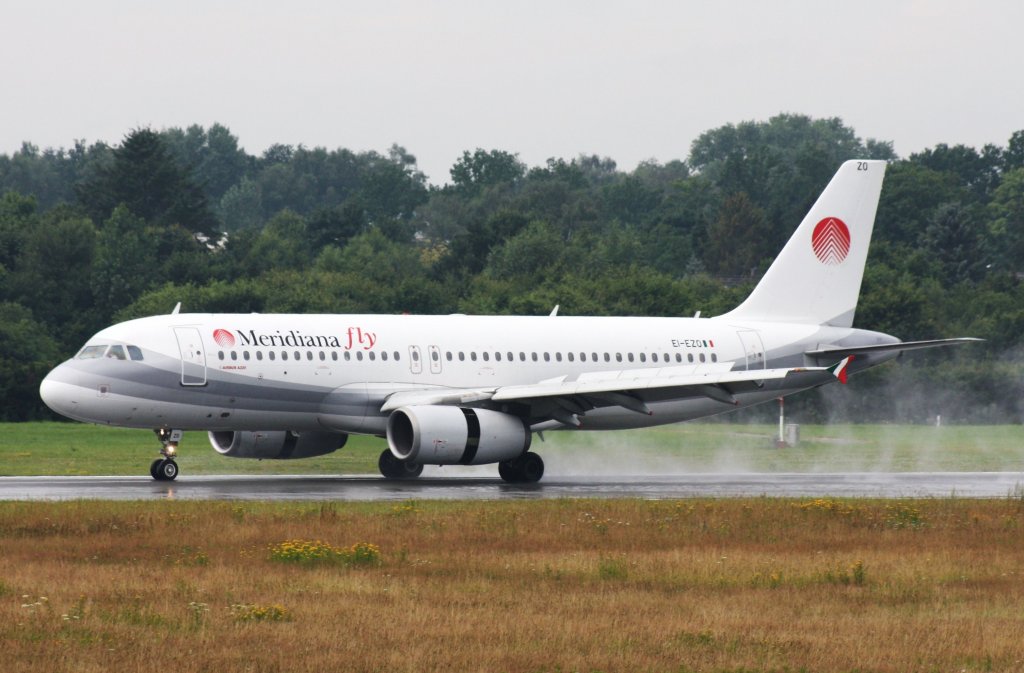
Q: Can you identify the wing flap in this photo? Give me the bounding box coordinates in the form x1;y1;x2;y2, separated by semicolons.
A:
491;366;836;404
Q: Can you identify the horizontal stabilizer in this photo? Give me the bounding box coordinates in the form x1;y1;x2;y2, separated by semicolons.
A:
806;338;983;359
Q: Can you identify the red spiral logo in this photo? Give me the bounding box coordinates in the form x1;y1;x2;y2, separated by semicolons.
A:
213;329;236;347
811;217;851;265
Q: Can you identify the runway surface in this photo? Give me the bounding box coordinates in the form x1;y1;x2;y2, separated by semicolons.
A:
1;472;1023;501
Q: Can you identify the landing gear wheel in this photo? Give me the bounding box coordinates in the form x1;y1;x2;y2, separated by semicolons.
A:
378;449;423;480
150;458;177;481
152;459;178;481
498;461;516;482
499;452;544;484
518;452;544;483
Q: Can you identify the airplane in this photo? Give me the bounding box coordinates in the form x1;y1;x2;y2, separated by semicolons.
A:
39;159;977;483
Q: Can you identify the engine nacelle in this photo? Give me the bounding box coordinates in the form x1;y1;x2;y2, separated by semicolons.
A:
208;430;347;459
386;406;531;465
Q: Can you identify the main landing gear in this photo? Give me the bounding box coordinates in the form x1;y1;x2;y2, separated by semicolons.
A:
378;449;423;480
151;428;182;481
498;452;544;484
376;448;545;483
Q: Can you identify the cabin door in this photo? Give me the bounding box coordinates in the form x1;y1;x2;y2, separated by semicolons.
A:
737;330;765;370
173;327;208;386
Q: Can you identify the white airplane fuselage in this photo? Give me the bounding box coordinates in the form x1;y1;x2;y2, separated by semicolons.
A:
40;312;898;434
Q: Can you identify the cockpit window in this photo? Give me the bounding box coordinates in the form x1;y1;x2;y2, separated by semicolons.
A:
77;345;108;360
106;345;127;360
126;345;144;361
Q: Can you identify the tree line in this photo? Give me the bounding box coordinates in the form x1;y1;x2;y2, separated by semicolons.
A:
2;114;1022;423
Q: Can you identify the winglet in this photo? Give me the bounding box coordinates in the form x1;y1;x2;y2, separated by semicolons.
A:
829;355;854;384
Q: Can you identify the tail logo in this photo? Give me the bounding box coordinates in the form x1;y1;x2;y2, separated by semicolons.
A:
213;329;236;347
811;217;851;265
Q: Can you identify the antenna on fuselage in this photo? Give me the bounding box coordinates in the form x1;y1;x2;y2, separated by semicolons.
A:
549;305;559;317
694;310;701;318
171;302;181;315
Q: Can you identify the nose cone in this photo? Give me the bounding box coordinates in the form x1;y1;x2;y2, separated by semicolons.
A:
39;365;81;421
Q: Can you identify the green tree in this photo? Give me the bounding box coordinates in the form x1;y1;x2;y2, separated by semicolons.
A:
988;167;1024;273
450;149;526;195
8;207;97;346
76;128;218;233
217;176;263;231
920;202;984;284
91;205;158;320
704;192;770;277
0;303;62;420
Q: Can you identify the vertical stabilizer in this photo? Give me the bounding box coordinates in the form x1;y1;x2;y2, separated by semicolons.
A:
721;160;886;327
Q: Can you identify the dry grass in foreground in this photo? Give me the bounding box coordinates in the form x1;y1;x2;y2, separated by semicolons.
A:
2;498;1024;673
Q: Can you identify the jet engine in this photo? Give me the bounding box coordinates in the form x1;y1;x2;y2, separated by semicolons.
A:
208;430;347;459
386;406;531;465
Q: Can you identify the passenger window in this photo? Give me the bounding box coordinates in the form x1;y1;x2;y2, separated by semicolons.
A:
592;352;598;362
639;353;646;363
676;354;682;363
699;353;706;363
543;353;550;362
344;351;351;361
282;352;288;361
412;350;419;361
651;353;658;363
483;352;489;362
394;351;400;361
244;351;251;361
567;353;574;362
616;353;622;362
269;351;276;361
369;351;376;361
495;352;502;362
294;351;301;361
628;353;635;362
307;351;313;360
604;353;610;362
532;353;538;362
357;352;364;361
230;351;238;361
107;345;127;360
459;352;465;361
687;354;694;363
218;351;225;361
319;351;326;361
257;351;264;361
331;352;338;361
711;353;718;362
431;351;439;361
520;352;526;361
126;345;144;361
446;352;452;361
508;352;514;361
382;351;389;361
555;353;562;362
470;352;477;361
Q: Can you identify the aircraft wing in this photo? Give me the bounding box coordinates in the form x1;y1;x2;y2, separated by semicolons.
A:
380;362;849;426
805;337;982;360
380;386;499;412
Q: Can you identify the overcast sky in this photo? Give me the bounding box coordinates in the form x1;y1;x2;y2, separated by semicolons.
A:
2;1;1022;184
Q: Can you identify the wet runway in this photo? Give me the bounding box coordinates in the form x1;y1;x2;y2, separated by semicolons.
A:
1;472;1023;501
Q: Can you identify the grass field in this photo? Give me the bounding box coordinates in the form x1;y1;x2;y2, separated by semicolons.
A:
2;422;1023;477
3;498;1024;672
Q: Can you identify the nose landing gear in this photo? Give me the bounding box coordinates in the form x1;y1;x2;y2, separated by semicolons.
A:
151;428;182;481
